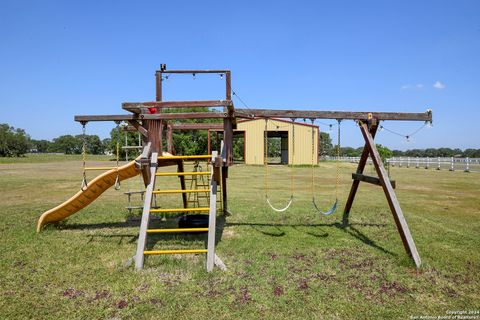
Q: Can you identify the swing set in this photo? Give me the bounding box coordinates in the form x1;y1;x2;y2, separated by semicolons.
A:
263;117;341;215
80;120;123;191
37;65;432;271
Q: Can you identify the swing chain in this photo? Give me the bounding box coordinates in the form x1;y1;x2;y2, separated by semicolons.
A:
263;117;293;212
80;121;88;191
310;118;338;215
310;118;316;198
336;120;341;199
290;118;296;196
114;121;121;190
264;118;268;198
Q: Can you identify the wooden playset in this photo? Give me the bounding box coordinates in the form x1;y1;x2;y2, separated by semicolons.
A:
37;65;433;271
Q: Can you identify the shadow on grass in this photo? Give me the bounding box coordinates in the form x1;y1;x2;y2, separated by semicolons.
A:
57;215;394;257
58;215;228;249
227;220;395;256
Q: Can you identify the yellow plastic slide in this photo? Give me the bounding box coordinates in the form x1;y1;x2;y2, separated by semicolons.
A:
37;160;141;232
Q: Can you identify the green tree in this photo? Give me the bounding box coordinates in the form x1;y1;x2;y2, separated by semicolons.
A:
319;132;333;156
376;144;393;165
392;149;405;156
50;135;81;154
233;136;245;161
172;130;209;156
108;128;142;159
0;123;31;157
266;137;281;158
463;148;480;158
340;147;361;157
30;139;51;153
82;134;104;155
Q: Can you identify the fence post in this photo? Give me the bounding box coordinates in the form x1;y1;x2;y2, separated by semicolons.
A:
416;157;419;169
437;157;441;170
464;157;470;173
407;157;410;168
399;157;402;167
449;157;454;171
425;157;429;169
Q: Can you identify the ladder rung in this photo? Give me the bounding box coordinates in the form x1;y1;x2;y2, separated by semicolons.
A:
124;191;146;195
153;189;210;194
144;249;208;255
156;172;210;176
158;155;211;160
84;167;117;171
150;207;210;213
147;228;208;233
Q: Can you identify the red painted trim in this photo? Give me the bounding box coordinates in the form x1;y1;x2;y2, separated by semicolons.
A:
237;117;319;129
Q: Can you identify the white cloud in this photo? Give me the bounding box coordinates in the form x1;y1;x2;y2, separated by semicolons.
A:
401;84;424;90
433;81;446;90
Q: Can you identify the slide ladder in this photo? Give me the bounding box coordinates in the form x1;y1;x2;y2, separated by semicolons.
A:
134;153;225;272
185;159;222;210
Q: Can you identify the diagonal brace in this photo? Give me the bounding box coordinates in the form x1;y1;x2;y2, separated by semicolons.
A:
358;122;421;268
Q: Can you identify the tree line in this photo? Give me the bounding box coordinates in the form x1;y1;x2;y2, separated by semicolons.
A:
2;122;479;159
336;146;480;158
0;123;111;157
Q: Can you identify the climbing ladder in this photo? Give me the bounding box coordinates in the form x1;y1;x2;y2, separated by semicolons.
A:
134;152;225;272
186;160;223;211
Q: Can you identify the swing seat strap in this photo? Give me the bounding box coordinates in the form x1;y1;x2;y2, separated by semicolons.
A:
312;197;337;216
266;195;293;213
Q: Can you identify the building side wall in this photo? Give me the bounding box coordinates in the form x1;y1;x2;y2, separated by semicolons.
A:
237;119;318;165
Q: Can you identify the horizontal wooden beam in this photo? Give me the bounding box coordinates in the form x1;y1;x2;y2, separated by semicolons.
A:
122;100;233;113
158;69;230;74
75;115;135;122
235;109;432;121
75;109;432;123
74;112;228;122
171;123;224;130
352;173;396;189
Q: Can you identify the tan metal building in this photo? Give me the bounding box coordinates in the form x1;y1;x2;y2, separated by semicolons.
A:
235;118;319;165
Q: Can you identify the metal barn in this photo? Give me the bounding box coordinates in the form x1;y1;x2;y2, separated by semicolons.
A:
235;118;319;165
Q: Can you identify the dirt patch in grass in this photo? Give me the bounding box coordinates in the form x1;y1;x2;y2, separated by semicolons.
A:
234;286;254;305
273;285;284;297
62;288;85;299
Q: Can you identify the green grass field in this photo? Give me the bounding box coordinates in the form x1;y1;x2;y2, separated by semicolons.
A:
0;154;479;319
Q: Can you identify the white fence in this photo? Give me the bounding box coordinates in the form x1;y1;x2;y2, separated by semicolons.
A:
332;156;480;173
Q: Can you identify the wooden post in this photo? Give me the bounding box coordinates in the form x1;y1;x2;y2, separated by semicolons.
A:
207;129;211;155
167;124;173;154
155;71;162;102
223;117;234;166
225;71;231;100
220;141;228;213
147;120;163;154
206;151;219;272
359;122;421;268
178;161;188;208
135;152;158;270
343;123;378;225
221;167;228;213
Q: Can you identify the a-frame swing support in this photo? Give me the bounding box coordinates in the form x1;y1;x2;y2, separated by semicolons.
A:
344;121;422;268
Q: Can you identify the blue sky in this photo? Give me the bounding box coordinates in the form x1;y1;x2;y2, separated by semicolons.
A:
1;0;479;150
